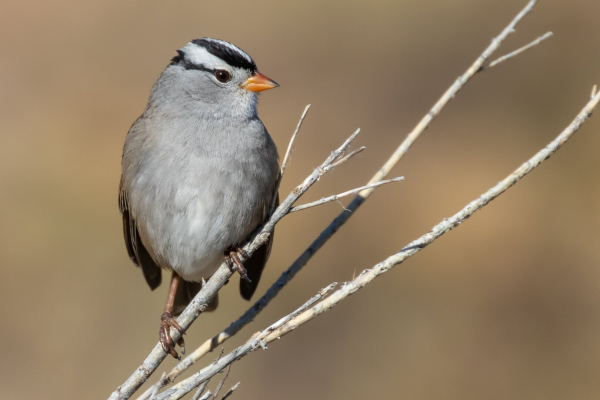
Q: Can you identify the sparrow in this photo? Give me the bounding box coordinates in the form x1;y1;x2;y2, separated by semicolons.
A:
119;38;280;358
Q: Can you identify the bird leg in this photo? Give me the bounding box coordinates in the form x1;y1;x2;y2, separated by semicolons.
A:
225;248;251;282
159;271;185;359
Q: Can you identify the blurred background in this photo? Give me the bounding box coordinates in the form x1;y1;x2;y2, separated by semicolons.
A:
1;0;600;399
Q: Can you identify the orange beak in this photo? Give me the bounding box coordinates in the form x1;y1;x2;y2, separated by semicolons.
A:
242;71;279;92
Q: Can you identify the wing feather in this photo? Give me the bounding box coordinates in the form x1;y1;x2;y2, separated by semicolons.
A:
239;189;279;300
119;176;162;290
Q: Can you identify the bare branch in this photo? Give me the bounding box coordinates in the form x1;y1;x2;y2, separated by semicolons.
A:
148;373;165;400
480;31;553;71
328;146;365;169
151;0;546;389
270;104;312;216
220;383;240;400
281;104;311;176
190;382;209;400
152;351;222;400
155;283;337;393
211;365;231;400
152;285;338;400
151;89;600;399
289;177;404;213
257;282;338;342
197;391;212;400
110;128;361;400
152;284;343;399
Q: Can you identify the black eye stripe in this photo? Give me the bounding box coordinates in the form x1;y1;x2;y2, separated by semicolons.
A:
172;56;215;74
183;61;213;73
170;52;235;85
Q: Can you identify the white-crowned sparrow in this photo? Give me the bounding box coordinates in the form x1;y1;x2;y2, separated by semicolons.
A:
119;38;280;358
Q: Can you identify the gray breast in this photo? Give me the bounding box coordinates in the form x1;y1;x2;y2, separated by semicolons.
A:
124;114;279;281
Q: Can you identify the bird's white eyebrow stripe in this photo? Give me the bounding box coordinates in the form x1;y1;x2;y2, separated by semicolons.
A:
180;44;232;71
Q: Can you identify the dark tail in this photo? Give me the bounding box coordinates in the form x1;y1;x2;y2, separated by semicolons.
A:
173;280;219;316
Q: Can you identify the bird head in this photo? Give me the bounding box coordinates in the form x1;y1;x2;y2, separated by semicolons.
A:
160;38;279;117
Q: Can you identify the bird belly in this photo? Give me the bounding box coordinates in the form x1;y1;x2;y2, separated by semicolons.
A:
133;173;267;283
164;190;236;282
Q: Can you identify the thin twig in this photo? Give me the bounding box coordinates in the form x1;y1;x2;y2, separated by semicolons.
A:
191;382;209;400
148;373;166;400
112;128;361;400
198;391;212;400
329;146;366;169
154;351;222;400
256;282;338;343
271;104;312;216
211;365;232;400
289;177;404;213
152;0;546;388
150;88;600;399
281;104;311;176
480;31;553;71
220;383;240;400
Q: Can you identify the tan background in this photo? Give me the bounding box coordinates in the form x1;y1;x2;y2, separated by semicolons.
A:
1;0;600;399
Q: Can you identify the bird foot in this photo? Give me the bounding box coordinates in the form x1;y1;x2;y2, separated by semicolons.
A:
159;311;185;359
225;248;251;282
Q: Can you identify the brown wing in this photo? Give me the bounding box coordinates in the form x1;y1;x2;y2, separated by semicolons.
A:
239;192;279;300
119;176;162;290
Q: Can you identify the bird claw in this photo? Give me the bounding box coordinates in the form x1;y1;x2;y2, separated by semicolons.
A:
159;311;184;359
225;248;251;282
236;247;249;259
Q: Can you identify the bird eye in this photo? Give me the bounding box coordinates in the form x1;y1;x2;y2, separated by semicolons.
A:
215;70;231;83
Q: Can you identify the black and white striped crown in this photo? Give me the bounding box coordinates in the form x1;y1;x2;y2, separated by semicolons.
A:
171;38;257;72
